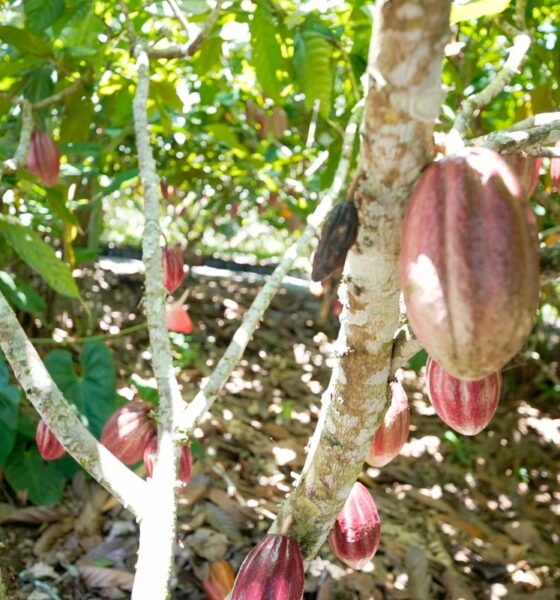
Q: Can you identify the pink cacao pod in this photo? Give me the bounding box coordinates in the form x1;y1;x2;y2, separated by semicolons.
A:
328;482;381;569
143;437;193;489
551;141;560;192
426;357;501;436
201;560;235;600
101;401;156;465
36;419;66;460
26;130;60;187
400;147;539;380
165;303;193;334
503;154;541;197
366;382;410;468
230;534;304;600
163;244;184;293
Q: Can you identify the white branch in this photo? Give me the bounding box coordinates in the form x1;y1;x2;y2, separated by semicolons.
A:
471;120;560;153
0;99;33;182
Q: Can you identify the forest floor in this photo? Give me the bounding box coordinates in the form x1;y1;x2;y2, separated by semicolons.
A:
0;263;559;599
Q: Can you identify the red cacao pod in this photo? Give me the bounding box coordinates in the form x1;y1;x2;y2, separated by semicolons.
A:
101;401;156;465
163;244;184;294
426;357;501;436
230;534;304;600
551;141;560;192
36;419;66;461
26;130;60;187
160;178;175;200
165;304;193;334
503;154;541;197
366;382;410;468
328;482;381;569
143;438;193;489
400;147;539;380
201;560;235;600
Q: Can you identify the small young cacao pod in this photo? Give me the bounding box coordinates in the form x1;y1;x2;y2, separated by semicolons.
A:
426;357;501;436
328;481;381;569
165;303;193;334
230;534;304;600
366;381;410;468
311;201;359;282
201;560;235;600
503;154;541;197
26;130;60;187
101;401;156;465
36;419;66;461
143;438;193;489
551;141;560;192
400;147;540;380
160;177;175;200
163;244;184;293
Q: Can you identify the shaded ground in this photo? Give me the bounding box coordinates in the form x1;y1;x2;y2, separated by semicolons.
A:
0;264;559;599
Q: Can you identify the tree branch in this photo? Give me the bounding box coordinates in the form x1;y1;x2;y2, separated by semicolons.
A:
0;292;147;516
177;103;363;435
0;99;33;182
33;76;88;110
166;0;191;40
471;119;560;153
131;48;184;600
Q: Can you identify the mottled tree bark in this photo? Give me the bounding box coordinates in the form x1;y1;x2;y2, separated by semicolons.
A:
271;0;452;563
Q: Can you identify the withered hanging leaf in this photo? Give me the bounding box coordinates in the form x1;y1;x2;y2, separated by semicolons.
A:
311;201;359;281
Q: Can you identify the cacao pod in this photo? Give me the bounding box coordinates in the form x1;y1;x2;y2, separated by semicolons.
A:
163;244;184;294
366;382;410;468
400;147;539;380
503;154;541;197
143;438;193;489
230;534;304;600
426;357;501;436
551;141;560;192
160;178;175;200
201;560;235;600
165;304;193;334
26;130;60;187
311;201;359;282
101;401;156;465
328;482;381;569
36;419;66;461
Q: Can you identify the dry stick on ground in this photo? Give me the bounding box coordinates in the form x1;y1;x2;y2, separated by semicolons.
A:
265;0;452;564
131;48;185;600
176;103;364;435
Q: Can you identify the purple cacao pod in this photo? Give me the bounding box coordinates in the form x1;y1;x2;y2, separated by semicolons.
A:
426;357;501;435
163;244;184;293
26;130;60;187
503;154;541;197
328;482;381;569
36;419;66;461
231;534;304;600
143;438;193;489
366;382;410;468
551;141;560;192
400;147;540;380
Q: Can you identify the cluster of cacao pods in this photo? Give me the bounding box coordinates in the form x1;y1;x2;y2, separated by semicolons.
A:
26;130;60;187
400;147;540;434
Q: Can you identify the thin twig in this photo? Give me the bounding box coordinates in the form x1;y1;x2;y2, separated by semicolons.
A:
470;119;560;153
0;99;33;182
33;76;88;110
177;102;364;435
515;0;528;31
166;0;190;39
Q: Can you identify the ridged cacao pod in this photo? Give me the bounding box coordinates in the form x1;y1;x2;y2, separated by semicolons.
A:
26;130;60;187
231;534;304;600
426;357;501;436
36;419;66;461
160;178;175;200
503;154;541;197
201;560;235;600
163;244;184;293
328;482;381;569
366;382;410;468
143;438;193;488
551;141;560;192
166;304;193;334
311;201;359;282
101;401;156;465
400;147;539;380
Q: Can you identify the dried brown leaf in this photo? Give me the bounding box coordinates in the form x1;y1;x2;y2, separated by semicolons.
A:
79;565;134;591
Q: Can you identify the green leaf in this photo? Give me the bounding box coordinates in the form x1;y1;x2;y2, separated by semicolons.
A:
177;0;209;15
450;0;511;23
24;0;64;33
294;27;333;117
0;218;80;299
0;26;52;57
5;442;66;505
0;385;20;465
0;271;46;315
250;2;284;103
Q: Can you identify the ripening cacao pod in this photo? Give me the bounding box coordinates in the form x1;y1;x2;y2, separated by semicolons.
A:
160;178;175;200
503;154;541;197
311;201;359;282
101;401;156;465
143;438;193;489
426;357;501;436
551;141;560;192
400;147;539;380
201;560;235;600
26;130;60;187
163;244;184;293
230;534;304;600
36;419;66;461
165;303;193;334
328;482;381;569
366;382;410;468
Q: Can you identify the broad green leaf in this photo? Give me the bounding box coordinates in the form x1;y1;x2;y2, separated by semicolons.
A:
450;0;511;23
5;443;66;505
0;218;80;299
0;26;52;57
0;271;45;315
44;350;82;410
250;2;284;103
294;27;333;117
0;385;20;465
23;65;55;103
177;0;209;15
24;0;64;33
101;169;139;195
